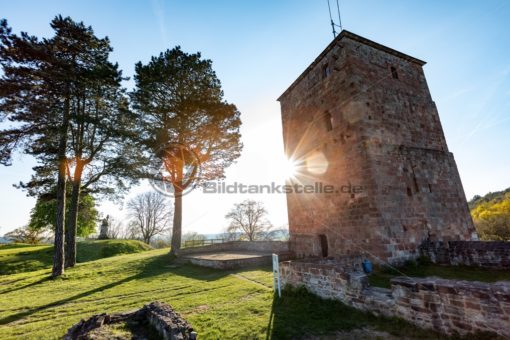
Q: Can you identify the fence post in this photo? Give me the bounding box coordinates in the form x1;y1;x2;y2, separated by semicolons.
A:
272;253;281;298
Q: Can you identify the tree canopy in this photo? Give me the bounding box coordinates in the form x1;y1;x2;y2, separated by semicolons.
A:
29;188;98;238
127;192;171;244
0;16;98;276
470;190;510;241
0;16;141;274
225;200;273;241
131;46;242;254
4;225;48;245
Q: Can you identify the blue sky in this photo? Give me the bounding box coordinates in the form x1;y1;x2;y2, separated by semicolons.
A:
1;0;509;235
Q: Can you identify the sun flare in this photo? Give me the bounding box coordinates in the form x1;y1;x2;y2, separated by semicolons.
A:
281;157;299;179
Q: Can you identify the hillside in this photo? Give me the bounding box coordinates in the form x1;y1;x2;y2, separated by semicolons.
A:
0;240;152;275
469;187;510;209
469;188;510;241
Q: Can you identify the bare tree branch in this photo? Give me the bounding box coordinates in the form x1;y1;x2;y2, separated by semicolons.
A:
127;192;172;244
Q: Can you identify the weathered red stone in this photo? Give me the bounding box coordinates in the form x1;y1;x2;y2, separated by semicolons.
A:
280;260;508;338
278;30;476;263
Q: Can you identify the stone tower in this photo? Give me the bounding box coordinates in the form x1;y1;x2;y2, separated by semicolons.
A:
278;30;476;263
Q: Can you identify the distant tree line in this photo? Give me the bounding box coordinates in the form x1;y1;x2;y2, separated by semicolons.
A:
0;16;242;277
470;189;510;241
93;199;288;249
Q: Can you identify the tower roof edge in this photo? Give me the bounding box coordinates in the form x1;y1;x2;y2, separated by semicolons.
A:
277;30;426;101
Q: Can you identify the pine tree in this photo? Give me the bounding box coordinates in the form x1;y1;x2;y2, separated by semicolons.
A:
0;16;139;274
61;30;139;268
132;47;242;255
0;17;79;277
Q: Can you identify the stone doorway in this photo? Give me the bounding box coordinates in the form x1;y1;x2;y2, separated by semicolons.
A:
319;234;328;257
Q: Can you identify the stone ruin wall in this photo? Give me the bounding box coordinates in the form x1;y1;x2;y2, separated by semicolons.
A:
65;301;196;340
280;259;510;338
421;241;510;268
279;31;476;263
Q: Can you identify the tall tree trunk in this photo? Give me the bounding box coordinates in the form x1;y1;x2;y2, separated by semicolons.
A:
169;188;183;256
65;163;83;268
52;97;70;278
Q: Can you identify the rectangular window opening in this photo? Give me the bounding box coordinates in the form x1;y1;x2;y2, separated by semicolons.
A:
323;64;331;79
324;112;333;131
391;66;399;79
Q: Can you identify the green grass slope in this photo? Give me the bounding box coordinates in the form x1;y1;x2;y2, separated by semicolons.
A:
0;249;442;339
76;240;152;263
0;240;151;275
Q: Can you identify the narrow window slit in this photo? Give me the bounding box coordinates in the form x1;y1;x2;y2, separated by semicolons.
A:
391;66;399;79
407;187;413;197
324;112;333;131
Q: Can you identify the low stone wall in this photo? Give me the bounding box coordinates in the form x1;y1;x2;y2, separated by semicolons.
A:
421;241;510;268
186;252;294;270
178;240;290;256
144;301;195;340
280;259;510;338
279;257;366;302
391;277;510;336
65;302;196;340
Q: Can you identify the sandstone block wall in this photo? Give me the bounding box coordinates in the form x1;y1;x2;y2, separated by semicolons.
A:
279;30;476;263
278;257;364;301
280;259;510;337
391;277;510;337
421;241;510;268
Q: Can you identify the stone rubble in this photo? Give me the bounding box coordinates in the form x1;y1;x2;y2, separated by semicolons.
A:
64;301;196;340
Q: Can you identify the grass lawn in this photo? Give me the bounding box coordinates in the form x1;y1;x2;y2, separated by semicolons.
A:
368;261;510;289
0;248;448;339
0;240;152;275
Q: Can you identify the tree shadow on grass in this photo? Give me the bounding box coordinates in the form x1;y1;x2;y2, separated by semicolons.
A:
123;253;233;282
0;241;151;276
264;286;447;340
0;253;233;326
166;263;248;282
0;276;52;295
0;273;142;325
0;247;53;275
